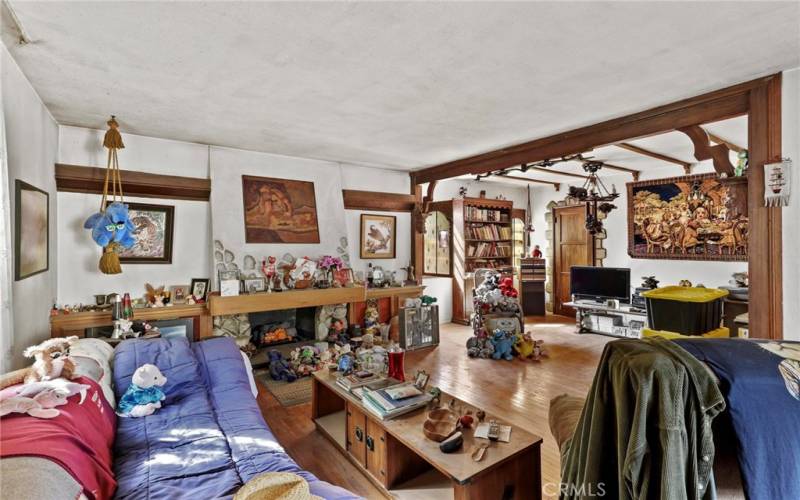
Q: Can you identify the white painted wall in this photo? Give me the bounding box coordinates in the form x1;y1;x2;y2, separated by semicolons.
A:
1;45;59;370
56;127;212;305
782;68;799;341
529;161;749;305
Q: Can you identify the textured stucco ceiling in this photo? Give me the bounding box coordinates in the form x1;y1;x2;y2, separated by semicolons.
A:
2;1;798;171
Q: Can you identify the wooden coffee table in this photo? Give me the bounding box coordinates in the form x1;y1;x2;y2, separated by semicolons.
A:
312;370;542;499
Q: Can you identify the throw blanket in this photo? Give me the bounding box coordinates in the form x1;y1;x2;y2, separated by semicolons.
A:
560;338;725;500
0;376;117;500
675;339;800;500
113;337;359;500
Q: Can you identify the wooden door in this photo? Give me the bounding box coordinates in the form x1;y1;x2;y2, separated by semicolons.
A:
346;402;367;467
553;205;594;317
365;418;388;485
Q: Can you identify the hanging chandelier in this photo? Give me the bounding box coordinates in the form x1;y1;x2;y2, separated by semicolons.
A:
568;161;619;235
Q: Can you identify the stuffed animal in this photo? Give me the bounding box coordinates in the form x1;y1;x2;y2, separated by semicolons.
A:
83;202;136;248
15;379;91;404
268;350;297;382
19;336;79;384
466;336;495;359
514;332;546;361
0;388;70;419
490;330;514;361
337;352;355;374
499;277;518;298
117;364;167;417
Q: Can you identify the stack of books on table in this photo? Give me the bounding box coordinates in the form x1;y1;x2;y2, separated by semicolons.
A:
361;383;433;420
336;372;384;391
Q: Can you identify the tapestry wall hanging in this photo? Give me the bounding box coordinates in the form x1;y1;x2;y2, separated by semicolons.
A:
241;175;320;244
111;202;174;263
14;180;49;280
627;173;747;261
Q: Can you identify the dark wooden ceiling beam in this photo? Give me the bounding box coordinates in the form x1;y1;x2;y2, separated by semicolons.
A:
342;189;416;212
615;142;693;174
524;164;589;179
55;163;210;201
594;161;641;181
498;174;561;191
704;130;746;154
409;75;774;185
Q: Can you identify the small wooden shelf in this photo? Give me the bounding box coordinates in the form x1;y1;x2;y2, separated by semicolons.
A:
465;239;512;242
466;256;511;260
208;287;366;316
464;219;510;224
314;410;347;450
389;469;454;500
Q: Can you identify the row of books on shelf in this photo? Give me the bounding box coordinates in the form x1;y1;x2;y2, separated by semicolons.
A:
465;206;509;222
467;242;512;258
466;224;512;240
466;261;512;273
336;372;433;420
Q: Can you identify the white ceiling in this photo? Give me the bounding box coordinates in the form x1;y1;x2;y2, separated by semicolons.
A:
2;1;798;171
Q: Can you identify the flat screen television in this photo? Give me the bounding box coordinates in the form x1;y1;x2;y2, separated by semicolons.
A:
570;266;631;303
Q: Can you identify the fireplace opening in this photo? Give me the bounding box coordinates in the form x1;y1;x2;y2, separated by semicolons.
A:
248;307;316;348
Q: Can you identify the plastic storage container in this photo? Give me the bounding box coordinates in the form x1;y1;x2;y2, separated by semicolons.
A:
641;286;728;336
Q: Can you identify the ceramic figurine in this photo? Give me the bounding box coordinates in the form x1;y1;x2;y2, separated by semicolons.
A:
363;300;381;336
532;245;543;258
262;257;277;292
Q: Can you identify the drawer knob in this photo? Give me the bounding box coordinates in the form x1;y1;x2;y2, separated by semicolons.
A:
355;427;363;442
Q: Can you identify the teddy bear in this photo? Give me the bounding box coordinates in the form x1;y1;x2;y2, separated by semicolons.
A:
490;329;514;361
18;336;79;384
0;388;70;419
268;350;297;383
117;364;167;417
83;201;136;248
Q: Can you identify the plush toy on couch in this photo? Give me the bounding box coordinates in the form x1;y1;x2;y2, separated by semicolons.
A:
0;388;70;419
17;336;80;384
117;364;167;417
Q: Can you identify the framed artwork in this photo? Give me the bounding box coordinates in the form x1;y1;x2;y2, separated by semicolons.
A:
190;278;210;301
242;277;266;293
169;285;189;303
627;173;748;261
360;214;396;259
14;180;49;280
241;175;320;244
332;268;355;287
111;202;174;263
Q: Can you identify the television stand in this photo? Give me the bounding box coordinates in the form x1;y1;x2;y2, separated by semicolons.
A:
564;301;647;339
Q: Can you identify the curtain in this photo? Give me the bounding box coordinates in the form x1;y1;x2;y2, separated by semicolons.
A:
0;98;15;374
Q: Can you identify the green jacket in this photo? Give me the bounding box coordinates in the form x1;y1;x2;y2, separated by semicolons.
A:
560;338;725;500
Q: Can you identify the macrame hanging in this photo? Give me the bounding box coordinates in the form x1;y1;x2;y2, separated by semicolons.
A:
83;116;136;274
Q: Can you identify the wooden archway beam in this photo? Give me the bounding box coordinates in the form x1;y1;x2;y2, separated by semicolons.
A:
703;130;746;154
592;161;641;181
525;164;589;180
615;142;693;174
422;180;437;213
500;174;561;191
677;125;735;176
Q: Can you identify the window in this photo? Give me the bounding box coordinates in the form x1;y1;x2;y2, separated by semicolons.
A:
424;211;451;276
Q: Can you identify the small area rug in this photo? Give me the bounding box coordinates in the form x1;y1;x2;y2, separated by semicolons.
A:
254;369;314;407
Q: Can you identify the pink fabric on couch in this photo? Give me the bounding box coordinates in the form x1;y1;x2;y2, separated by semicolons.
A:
0;376;117;500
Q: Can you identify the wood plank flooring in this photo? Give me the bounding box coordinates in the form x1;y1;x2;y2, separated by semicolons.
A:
256;315;611;499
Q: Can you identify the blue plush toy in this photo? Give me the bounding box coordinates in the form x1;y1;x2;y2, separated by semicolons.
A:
117;364;167;417
84;202;136;248
268;350;297;383
490;329;514;361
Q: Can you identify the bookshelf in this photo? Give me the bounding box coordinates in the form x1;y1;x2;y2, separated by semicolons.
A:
520;257;546;315
428;197;517;325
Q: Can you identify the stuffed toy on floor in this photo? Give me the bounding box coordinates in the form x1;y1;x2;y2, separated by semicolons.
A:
117;364;167;417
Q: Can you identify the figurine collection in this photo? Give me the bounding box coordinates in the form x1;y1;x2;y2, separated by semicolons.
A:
466;270;546;362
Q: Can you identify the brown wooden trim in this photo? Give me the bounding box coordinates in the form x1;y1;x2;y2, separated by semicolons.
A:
747;75;782;340
676;125;735;176
501;175;561;191
411;184;424;285
342;189;416;212
593;162;641;180
616;142;692;173
55;164;210;201
409;76;773;185
704;130;746;154
526;165;589;180
511;208;526;221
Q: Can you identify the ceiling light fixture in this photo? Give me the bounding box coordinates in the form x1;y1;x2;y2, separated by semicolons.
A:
568;161;619;235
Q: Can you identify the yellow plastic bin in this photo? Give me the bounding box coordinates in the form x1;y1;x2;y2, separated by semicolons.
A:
642;327;730;340
641;286;728;336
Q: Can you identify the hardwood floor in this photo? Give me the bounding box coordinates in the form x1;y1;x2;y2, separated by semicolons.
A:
257;315;611;499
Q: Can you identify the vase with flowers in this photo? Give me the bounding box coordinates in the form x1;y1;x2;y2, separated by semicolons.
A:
317;255;344;289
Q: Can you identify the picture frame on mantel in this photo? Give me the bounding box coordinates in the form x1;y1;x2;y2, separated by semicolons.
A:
14;180;49;281
109;202;175;264
360;213;396;259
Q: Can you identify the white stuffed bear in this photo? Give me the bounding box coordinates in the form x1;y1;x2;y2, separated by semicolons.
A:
116;364;167;417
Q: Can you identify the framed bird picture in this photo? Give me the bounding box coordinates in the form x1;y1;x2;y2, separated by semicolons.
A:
360;214;396;259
